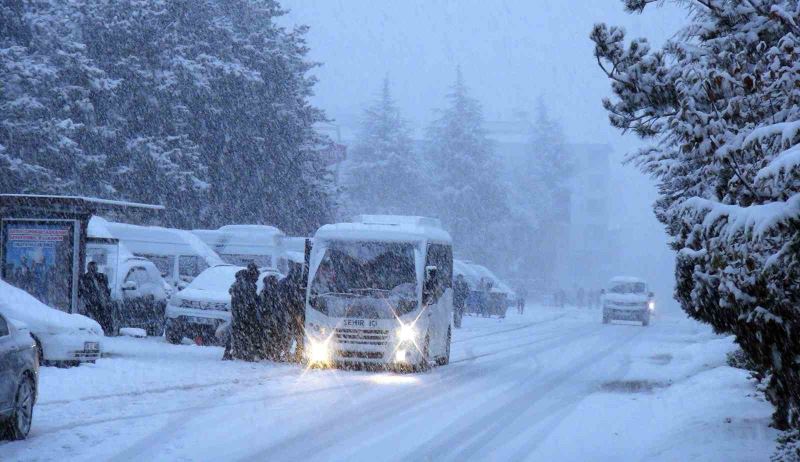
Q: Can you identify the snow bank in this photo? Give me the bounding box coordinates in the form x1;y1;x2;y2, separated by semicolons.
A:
0;280;102;334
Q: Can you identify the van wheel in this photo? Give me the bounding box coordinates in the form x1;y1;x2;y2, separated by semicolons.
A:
165;323;183;344
437;328;451;366
3;375;34;440
642;313;650;326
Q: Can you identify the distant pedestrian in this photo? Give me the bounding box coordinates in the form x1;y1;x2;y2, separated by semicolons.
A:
453;274;469;328
278;263;305;362
225;263;261;361
259;274;284;361
79;262;113;334
516;287;527;315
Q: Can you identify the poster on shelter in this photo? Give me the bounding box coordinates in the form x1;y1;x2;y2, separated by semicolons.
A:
2;221;75;312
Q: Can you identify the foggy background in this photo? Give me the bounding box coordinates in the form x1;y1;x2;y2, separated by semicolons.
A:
281;0;688;310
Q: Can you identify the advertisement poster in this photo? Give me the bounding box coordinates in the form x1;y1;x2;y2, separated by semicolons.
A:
2;221;75;312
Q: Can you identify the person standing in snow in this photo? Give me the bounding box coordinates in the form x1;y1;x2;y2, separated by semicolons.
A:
79;261;113;335
259;274;284;361
225;263;261;361
278;263;306;362
453;274;469;328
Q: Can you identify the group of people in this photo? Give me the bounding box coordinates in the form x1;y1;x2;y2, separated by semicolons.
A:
223;262;306;363
552;287;603;308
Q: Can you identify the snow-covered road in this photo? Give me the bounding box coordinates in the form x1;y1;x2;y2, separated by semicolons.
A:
0;306;777;461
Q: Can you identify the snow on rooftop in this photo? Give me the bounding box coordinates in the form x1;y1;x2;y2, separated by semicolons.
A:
355;215;443;229
316;217;451;244
101;220;223;265
609;275;646;284
217;224;284;236
0;194;164;210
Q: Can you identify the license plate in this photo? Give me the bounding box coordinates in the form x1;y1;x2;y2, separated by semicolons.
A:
341;319;379;328
84;342;99;351
185;316;217;326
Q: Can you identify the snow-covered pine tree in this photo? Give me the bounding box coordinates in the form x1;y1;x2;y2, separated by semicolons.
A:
1;0;335;232
523;100;573;288
425;68;508;267
593;0;800;443
0;0;113;196
341;77;425;217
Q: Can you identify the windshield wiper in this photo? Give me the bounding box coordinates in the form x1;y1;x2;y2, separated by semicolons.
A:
313;291;361;298
350;288;391;295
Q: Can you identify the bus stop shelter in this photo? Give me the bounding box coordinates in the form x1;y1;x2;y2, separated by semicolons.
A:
0;195;163;314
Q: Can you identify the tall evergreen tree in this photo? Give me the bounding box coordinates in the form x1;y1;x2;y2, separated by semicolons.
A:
593;0;800;448
341;77;424;217
426;68;508;267
513;100;572;288
0;0;335;233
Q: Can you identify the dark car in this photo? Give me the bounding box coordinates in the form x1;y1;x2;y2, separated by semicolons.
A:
0;313;39;440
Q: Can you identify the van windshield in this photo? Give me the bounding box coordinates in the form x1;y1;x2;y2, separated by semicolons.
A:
310;241;416;296
609;282;646;294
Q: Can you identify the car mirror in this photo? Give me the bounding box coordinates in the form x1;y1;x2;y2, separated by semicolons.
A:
122;281;138;291
648;291;654;298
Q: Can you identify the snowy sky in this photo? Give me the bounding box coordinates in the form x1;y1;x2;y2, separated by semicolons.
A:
280;0;688;306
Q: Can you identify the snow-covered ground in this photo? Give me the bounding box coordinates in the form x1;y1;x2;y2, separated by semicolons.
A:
0;305;776;461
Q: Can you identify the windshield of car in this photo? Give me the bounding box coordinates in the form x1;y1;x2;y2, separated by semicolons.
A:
609;282;646;294
310;241;416;296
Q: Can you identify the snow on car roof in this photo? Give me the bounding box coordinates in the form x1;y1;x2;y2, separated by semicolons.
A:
609;276;646;284
101;220;223;266
315;216;451;244
0;280;101;333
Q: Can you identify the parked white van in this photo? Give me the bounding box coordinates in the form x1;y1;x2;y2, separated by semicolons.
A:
192;225;289;273
101;220;223;289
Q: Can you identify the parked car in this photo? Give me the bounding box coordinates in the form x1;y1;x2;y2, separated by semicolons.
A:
164;265;282;345
602;276;655;326
0;280;103;366
0;313;38;440
114;257;170;336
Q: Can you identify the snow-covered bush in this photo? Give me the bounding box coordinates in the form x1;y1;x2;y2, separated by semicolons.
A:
593;0;800;432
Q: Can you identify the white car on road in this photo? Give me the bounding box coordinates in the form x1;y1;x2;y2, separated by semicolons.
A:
0;281;103;365
602;276;655;326
164;265;282;345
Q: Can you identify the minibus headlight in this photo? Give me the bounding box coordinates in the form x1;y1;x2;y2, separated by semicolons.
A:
309;340;331;363
648;301;656;311
398;324;416;343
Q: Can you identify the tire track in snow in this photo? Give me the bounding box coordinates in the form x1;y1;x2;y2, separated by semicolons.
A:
403;326;643;461
243;325;604;461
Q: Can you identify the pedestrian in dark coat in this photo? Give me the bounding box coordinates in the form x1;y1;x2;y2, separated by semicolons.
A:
225;263;261;361
453;274;469;328
279;263;306;362
79;262;113;335
259;274;283;361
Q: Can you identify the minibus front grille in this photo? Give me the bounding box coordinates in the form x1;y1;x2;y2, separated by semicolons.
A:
334;328;389;346
336;350;384;359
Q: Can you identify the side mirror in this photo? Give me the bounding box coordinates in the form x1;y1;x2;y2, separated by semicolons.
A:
648;291;654;298
121;281;138;291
